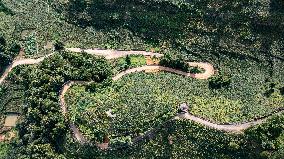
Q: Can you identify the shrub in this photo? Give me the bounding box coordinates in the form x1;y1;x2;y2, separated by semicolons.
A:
125;55;131;68
262;80;284;97
228;141;240;151
189;66;205;74
159;53;189;72
54;40;64;51
0;36;20;74
209;74;231;89
24;33;37;56
259;151;271;159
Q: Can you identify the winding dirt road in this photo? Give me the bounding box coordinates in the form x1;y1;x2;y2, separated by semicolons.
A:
1;48;283;147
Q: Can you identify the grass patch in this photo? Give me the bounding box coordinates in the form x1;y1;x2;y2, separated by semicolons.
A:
111;55;146;74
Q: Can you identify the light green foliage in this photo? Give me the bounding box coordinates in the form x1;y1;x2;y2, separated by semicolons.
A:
0;142;10;159
111;55;146;74
23;32;37;56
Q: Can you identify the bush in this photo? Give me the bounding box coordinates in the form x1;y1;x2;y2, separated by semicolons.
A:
209;74;231;89
0;36;20;74
228;141;240;151
189;66;205;74
260;151;271;159
86;79;113;93
6;51;113;157
262;80;284;97
159;53;189;72
24;33;37;56
54;40;64;51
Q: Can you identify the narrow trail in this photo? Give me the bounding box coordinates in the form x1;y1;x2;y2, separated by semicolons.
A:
112;65;214;80
0;53;54;84
65;48;164;59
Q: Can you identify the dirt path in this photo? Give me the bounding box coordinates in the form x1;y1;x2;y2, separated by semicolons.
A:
0;53;54;84
112;65;214;81
65;48;164;59
58;62;282;146
58;48;283;145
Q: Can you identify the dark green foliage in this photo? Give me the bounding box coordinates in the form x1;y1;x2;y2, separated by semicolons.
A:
54;40;64;51
0;36;6;48
280;87;284;96
159;53;189;72
0;1;13;15
209;74;231;89
6;51;112;158
245;115;284;158
262;80;284;97
9;43;21;55
125;55;131;69
0;0;283;158
62;115;284;159
0;36;20;75
86;78;113;93
189;66;205;74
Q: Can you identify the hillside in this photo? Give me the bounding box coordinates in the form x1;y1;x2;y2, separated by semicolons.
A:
0;0;283;158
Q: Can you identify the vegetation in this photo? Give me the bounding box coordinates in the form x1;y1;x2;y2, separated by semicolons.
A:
23;32;37;56
159;53;189;72
209;74;231;89
3;51;112;158
0;83;24;129
0;36;20;75
61;115;284;159
110;55;146;74
0;142;10;158
0;1;13;15
0;0;283;158
189;66;205;74
66;71;283;143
